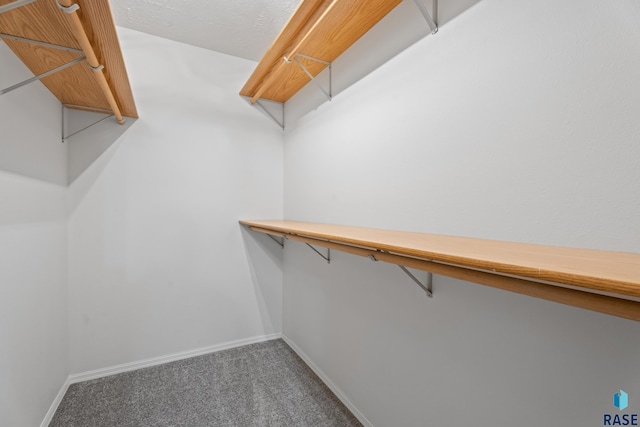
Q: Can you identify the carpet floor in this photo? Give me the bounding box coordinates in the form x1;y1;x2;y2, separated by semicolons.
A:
50;339;362;427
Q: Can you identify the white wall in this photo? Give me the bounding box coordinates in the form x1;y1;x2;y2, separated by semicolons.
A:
0;43;67;185
67;28;284;374
0;45;68;427
282;0;640;425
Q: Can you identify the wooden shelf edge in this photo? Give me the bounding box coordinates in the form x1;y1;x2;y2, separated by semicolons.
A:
240;0;327;98
0;0;137;118
240;219;640;322
240;0;403;103
78;0;138;118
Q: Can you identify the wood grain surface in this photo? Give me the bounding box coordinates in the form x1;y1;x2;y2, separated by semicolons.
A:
240;220;640;298
241;220;640;321
241;0;403;103
0;0;137;117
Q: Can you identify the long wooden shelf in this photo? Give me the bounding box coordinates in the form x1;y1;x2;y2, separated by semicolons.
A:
240;0;404;103
0;0;137;118
240;220;640;322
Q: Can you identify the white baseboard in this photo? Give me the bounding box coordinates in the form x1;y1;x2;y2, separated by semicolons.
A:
41;333;281;426
40;378;70;427
281;333;373;427
44;333;369;427
68;332;282;384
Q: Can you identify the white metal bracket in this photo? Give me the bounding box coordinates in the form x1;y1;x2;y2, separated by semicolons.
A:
244;96;285;130
369;252;433;297
288;53;332;101
255;99;284;130
306;243;331;264
0;33;83;54
0;56;85;95
413;0;438;34
267;234;285;248
61;105;115;143
0;0;37;14
0;33;85;95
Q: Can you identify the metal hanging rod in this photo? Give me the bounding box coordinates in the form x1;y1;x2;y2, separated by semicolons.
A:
369;252;433;297
1;56;86;95
413;0;438;34
0;33;83;53
0;32;87;96
306;243;331;263
0;0;36;14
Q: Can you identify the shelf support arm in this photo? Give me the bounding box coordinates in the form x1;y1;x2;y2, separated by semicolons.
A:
0;33;86;96
413;0;438;34
289;54;332;101
306;243;331;264
0;33;83;53
398;265;433;297
0;0;36;14
268;234;285;248
1;55;86;95
61;105;115;142
253;99;285;130
247;225;286;248
369;252;433;297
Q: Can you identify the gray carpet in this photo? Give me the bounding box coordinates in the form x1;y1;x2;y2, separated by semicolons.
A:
50;339;362;427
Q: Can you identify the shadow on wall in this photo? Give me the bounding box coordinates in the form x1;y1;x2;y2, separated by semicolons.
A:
280;0;483;128
1;40;136;186
65;108;137;184
240;225;284;334
0;103;135;186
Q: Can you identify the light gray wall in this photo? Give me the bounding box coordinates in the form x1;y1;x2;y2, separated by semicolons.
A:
282;0;640;425
0;43;67;185
0;45;68;427
67;28;284;374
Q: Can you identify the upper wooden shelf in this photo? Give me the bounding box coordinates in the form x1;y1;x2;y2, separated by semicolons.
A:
240;0;404;103
241;219;640;321
0;0;137;118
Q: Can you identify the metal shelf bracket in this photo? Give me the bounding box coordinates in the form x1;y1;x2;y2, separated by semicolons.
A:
245;97;285;130
306;243;331;264
0;55;85;95
399;265;433;297
267;234;285;248
369;252;433;297
61;105;115;143
413;0;438;34
288;54;332;102
0;0;37;15
0;33;85;96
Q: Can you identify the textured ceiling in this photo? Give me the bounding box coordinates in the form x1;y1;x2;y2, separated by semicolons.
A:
110;0;301;61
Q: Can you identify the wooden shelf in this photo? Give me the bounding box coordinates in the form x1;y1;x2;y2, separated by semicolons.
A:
0;0;137;118
240;0;404;103
241;219;640;321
